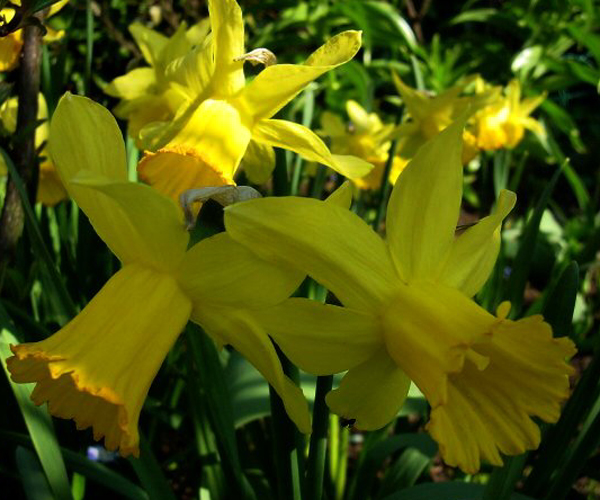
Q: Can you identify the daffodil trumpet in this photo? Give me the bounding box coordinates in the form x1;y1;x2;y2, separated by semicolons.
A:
6;93;314;456
224;115;576;473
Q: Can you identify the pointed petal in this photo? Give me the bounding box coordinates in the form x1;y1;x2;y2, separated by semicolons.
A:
237;31;361;120
138;146;234;204
439;190;516;297
346;100;376;134
37;163;68;206
326;349;411;430
197;308;311;433
386;116;465;282
129;23;168;67
225;196;398;312
254;298;381;375
165;35;214;97
427;309;575;473
241;140;276;185
325;181;353;209
104;68;156;100
167;98;252;180
177;232;303;310
7;264;192;457
208;0;245;96
253;119;372;179
71;173;189;271
0;30;22;72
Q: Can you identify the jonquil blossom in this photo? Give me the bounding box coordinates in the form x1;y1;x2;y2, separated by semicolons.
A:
105;20;209;144
224;116;576;473
136;0;371;204
6;94;313;456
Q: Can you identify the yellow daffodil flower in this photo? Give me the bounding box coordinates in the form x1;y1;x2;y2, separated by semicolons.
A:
0;93;67;205
0;0;69;71
389;75;499;183
135;0;371;204
320;101;401;190
104;20;209;144
471;79;546;150
224;117;576;474
6;93;313;456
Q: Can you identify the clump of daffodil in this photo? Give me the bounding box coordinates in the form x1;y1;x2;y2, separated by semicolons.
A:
389;74;499;184
224;116;576;474
0;93;67;205
470;79;546;151
0;0;69;72
135;0;371;205
104;19;209;144
319;100;401;190
6;93;314;456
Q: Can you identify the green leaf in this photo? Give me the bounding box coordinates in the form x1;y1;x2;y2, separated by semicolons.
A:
542;262;579;338
15;446;55;500
379;482;536;500
0;308;73;500
128;436;176;500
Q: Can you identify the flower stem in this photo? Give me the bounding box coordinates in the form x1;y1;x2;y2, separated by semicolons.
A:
305;375;334;500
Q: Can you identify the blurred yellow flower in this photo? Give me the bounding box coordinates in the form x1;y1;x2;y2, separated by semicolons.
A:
320;101;400;190
225;117;575;474
389;75;498;183
0;93;67;205
6;94;311;457
0;0;69;72
105;20;209;144
136;0;371;204
472;79;546;150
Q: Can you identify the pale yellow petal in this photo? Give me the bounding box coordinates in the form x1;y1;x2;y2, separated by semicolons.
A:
208;0;245;96
237;31;361;120
346;100;375;134
386;116;465;282
0;30;23;72
7;264;192;457
129;23;168;67
326;349;411;430
104;68;156;100
252;119;372;179
225;196;398;312
196;308;311;433
241;140;275;185
254;298;381;375
439;190;516;297
177;232;304;310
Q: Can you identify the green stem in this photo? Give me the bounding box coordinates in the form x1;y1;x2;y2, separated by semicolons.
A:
335;426;349;500
85;0;94;95
374;138;399;231
305;375;334;500
291;86;315;195
273;148;290;196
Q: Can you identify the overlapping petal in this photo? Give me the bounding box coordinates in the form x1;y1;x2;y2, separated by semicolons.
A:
253;298;381;375
225;196;398;312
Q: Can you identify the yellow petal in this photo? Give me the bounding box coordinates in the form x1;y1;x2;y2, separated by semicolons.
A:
427;308;576;473
196;308;311;433
253;298;381;375
325;180;353;209
326;349;411;430
439;190;516;297
208;0;245;96
166;98;252;180
104;68;156;100
37;162;68;206
165;37;214;98
177;232;304;310
138;146;234;204
7;264;192;457
252;119;373;179
237;31;361;120
47;0;69;17
70;172;189;272
386;116;465;282
0;30;23;72
129;23;168;67
241;140;275;185
346;100;376;134
224;196;398;312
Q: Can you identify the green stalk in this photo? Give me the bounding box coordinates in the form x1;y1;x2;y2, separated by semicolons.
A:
335;426;350;500
291;86;315;195
374;138;399;231
85;0;94;94
305;375;334;500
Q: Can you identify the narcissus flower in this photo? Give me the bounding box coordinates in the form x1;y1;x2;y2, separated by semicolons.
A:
0;0;69;72
389;75;498;183
105;20;209;144
6;94;312;456
471;79;546;150
225;117;576;473
320;101;400;190
136;0;371;204
0;93;67;205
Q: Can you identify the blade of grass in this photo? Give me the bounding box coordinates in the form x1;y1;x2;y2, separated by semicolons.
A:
128;435;176;500
15;446;55;500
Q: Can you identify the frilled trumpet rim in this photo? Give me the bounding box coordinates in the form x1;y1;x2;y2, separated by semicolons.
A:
6;264;192;456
